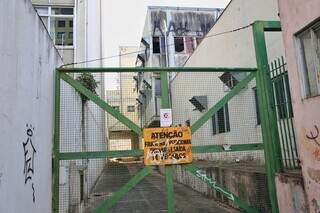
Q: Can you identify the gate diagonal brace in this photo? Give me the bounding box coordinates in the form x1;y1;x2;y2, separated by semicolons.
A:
60;72;142;135
183;164;259;213
95;166;153;213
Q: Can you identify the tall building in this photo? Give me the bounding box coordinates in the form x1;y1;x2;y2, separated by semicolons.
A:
106;46;140;150
135;6;222;127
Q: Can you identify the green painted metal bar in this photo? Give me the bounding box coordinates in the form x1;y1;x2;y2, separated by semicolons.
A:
192;143;264;153
253;21;282;213
191;72;256;134
56;143;264;160
160;71;176;213
95;166;153;213
60;72;142;135
59;149;144;160
184;164;259;213
52;71;61;213
261;21;281;32
165;166;176;213
57;67;257;73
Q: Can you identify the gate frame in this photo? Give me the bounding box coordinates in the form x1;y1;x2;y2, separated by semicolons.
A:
52;21;282;213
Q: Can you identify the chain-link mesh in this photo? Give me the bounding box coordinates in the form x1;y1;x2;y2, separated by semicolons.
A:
57;69;273;212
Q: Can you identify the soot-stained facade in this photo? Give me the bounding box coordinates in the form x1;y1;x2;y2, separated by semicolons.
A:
135;6;222;128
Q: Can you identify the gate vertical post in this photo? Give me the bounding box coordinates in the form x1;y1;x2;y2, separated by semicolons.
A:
253;22;282;213
52;70;61;213
160;71;175;213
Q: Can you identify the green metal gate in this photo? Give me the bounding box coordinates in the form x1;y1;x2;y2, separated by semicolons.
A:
53;21;284;213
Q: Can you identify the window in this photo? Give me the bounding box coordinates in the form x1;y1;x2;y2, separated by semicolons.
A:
219;72;240;90
127;105;135;112
152;37;166;54
174;37;184;53
153;37;160;53
155;78;161;96
273;76;294;119
185;37;196;54
34;6;74;46
57;20;65;27
296;20;320;98
212;104;230;135
79;171;84;201
112;106;120;111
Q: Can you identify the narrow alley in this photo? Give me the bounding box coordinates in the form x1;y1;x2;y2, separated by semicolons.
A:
84;162;236;213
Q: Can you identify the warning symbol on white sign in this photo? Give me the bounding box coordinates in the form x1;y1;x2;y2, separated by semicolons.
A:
160;108;172;127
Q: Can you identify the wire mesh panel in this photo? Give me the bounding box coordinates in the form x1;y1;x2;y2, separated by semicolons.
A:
171;72;263;161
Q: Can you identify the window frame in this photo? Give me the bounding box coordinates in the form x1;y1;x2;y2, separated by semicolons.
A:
212;103;230;135
35;6;74;48
295;20;320;99
174;36;185;54
127;105;135;112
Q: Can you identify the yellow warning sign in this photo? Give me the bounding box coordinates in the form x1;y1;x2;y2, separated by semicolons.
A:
143;127;192;165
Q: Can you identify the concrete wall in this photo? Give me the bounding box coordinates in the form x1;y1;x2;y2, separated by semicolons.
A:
278;0;320;211
275;173;308;212
174;163;271;212
0;0;63;212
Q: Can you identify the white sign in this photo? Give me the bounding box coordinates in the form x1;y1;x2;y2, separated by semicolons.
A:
160;108;172;127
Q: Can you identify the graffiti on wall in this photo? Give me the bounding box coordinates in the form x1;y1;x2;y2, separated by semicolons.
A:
307;168;320;183
313;149;320;161
153;20;213;37
306;125;320;147
22;124;36;203
195;169;235;201
151;11;217;37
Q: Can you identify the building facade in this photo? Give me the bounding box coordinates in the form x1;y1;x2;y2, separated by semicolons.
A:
135;6;222;128
106;46;140;151
277;0;320;212
31;0;107;212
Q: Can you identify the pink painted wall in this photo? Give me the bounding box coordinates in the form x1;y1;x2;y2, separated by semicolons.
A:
278;0;320;211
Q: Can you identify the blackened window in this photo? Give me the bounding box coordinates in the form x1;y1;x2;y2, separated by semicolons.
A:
174;37;184;53
153;37;160;53
212;103;230;135
69;20;73;27
58;20;65;27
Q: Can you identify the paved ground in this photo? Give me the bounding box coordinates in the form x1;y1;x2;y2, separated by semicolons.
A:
84;162;238;213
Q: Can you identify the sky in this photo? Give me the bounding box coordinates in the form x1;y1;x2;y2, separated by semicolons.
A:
102;0;231;89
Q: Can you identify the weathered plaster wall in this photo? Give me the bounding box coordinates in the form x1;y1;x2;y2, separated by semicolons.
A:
278;0;320;211
275;173;308;212
0;0;63;212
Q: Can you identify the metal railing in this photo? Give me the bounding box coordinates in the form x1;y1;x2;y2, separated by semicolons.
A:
270;56;300;170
